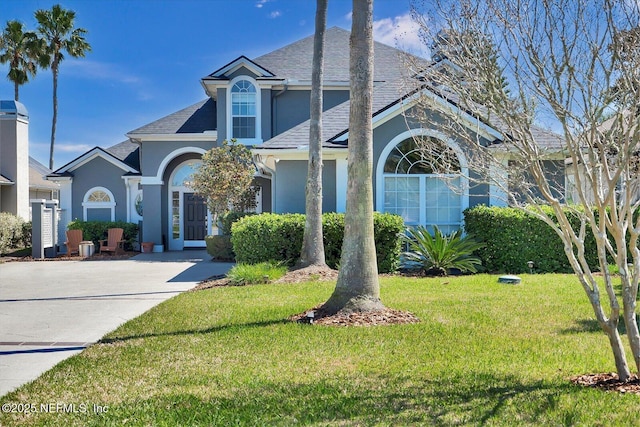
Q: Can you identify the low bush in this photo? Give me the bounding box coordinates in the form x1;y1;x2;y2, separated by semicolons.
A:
463;205;599;273
205;235;234;260
67;220;139;251
0;212;29;255
231;212;404;273
226;261;288;285
204;212;256;260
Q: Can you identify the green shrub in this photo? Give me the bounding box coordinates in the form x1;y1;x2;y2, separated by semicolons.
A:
67;220;139;251
402;225;483;276
0;212;27;255
463;205;599;273
231;212;404;273
219;211;256;235
231;213;305;266
226;261;288;286
205;235;234;260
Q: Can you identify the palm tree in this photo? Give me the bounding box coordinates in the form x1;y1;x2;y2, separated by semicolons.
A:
35;4;91;170
299;0;328;268
0;20;41;101
322;0;384;315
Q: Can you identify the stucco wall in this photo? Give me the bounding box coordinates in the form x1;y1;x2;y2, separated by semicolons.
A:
274;159;336;214
271;90;349;137
139;140;213;179
70;157;129;221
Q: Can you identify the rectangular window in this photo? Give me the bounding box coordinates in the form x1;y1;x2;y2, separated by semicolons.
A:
384;176;420;224
232;117;256;139
172;191;180;239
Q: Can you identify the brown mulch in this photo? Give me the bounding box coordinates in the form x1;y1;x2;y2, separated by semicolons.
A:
1;251;137;262
571;373;640;394
289;304;421;327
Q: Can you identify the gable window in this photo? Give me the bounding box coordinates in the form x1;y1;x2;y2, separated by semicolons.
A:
82;187;116;221
231;79;257;139
381;136;465;234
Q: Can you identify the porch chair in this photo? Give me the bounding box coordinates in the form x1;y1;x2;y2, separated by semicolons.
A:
65;229;83;257
99;228;125;254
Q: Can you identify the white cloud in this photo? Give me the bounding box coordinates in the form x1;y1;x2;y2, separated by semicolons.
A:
255;0;269;8
373;13;428;57
56;143;94;153
64;59;141;84
269;10;282;19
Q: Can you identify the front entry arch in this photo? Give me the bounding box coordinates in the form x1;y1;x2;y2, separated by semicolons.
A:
168;160;211;250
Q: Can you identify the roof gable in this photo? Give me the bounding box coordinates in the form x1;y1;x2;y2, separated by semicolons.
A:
205;55;276;80
52;147;139;175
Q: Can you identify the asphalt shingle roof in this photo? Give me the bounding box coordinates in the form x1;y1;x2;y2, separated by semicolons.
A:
105;140;141;171
253;27;423;83
128;98;216;136
29;157;59;190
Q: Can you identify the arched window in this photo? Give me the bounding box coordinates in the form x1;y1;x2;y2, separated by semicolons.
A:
82;187;116;221
382;137;464;233
231;79;257;139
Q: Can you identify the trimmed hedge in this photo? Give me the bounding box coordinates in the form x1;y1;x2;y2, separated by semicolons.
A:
67;220;139;251
463;205;599;274
231;212;404;273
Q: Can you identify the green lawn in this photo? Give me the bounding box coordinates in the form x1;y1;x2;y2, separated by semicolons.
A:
2;274;639;426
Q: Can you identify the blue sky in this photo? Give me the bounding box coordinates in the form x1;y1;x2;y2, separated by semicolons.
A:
0;0;425;170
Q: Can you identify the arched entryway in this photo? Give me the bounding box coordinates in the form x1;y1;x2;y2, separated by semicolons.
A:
167;160;211;250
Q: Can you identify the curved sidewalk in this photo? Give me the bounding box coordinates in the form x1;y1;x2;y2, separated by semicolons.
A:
0;250;232;397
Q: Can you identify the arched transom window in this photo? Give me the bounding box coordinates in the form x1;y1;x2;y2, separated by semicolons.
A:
382;137;463;233
231;79;257;139
82;187;116;221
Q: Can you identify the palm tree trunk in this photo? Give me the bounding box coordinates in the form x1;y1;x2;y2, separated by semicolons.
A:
14;82;19;101
299;0;328;268
49;64;58;170
322;0;384;315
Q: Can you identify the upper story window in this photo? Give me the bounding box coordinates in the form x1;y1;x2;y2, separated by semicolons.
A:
231;79;257;139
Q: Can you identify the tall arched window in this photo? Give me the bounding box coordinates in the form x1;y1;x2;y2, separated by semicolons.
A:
82;187;116;221
231;79;257;139
382;137;464;233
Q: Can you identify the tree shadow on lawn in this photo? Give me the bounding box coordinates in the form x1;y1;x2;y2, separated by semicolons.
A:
98;319;290;345
97;373;575;425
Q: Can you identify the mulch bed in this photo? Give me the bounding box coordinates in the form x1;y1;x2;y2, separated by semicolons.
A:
1;252;137;262
571;373;640;394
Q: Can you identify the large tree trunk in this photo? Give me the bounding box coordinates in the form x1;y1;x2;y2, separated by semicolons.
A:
49;62;58;170
322;0;384;315
299;0;328;268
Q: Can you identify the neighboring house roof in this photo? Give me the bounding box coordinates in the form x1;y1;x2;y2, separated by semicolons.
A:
128;98;216;136
0;174;13;185
29;157;59;190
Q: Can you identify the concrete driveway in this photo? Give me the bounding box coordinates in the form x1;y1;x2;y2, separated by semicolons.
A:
0;250;233;397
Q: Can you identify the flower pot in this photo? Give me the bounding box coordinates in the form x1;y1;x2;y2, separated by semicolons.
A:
141;242;154;253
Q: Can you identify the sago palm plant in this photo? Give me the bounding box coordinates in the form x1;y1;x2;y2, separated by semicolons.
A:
402;225;483;276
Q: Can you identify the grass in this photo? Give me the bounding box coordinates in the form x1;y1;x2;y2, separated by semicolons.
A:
2;274;639;426
226;261;288;285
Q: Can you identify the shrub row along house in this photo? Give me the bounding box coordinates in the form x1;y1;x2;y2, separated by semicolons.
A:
45;27;565;252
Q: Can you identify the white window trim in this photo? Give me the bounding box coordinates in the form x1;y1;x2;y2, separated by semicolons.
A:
226;75;262;144
82;186;116;221
375;129;469;228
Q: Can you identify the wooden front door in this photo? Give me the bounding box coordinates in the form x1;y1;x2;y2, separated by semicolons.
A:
184;193;207;241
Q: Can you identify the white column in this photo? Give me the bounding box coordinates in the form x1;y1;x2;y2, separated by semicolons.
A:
336;157;348;213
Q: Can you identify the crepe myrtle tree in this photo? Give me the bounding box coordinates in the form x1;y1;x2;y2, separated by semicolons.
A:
189;140;258;226
408;0;640;380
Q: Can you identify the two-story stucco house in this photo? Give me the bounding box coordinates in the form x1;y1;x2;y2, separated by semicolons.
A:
47;27;565;252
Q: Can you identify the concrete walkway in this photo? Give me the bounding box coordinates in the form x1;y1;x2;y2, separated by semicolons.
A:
0;250;232;397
